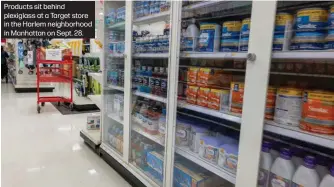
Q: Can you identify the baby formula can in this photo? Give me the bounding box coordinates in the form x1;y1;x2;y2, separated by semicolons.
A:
230;82;276;118
296;8;328;32
300;90;334;135
329;5;334;30
240;18;251;51
290;32;325;50
273;13;294;51
274;87;303;126
198;23;221;52
220;21;241;52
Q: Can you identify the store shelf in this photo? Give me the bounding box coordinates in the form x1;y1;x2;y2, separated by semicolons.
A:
177;101;241;123
100;142;159;187
133;11;170;25
108;53;125;58
180;51;334;60
129;163;162;187
132;124;163;146
183;1;221;11
223;69;334;78
133;91;167;103
133;53;169;59
264;121;334;150
87;95;101;109
80;129;101;145
108;21;125;31
175;146;236;184
177;101;334;149
180;52;247;59
107;113;124;125
132;124;236;184
272;51;334;59
106;84;124;91
88;72;102;84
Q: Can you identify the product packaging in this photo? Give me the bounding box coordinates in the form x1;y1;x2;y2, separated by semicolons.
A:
86;113;101;130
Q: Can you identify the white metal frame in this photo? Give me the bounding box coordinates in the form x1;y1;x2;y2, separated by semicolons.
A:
235;1;278;187
123;0;133;164
163;1;183;187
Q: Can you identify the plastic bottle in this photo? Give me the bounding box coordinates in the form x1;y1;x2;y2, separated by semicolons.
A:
316;156;330;180
184;19;199;51
258;141;273;187
291;147;305;168
270;141;280;160
319;164;334;187
292;155;320;187
269;148;296;187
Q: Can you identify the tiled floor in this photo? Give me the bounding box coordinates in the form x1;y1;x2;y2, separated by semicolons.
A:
1;83;131;187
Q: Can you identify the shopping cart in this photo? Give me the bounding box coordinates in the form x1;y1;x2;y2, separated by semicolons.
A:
36;48;73;113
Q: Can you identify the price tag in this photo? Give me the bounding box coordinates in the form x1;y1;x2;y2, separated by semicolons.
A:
45;49;63;61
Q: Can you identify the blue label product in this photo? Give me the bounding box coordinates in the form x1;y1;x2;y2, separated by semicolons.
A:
329;5;334;30
146;151;164;178
174;162;214;187
240;18;251;51
325;30;334;50
290;32;326;50
220;21;242;52
295;8;328;33
198;23;221;52
273;13;294;51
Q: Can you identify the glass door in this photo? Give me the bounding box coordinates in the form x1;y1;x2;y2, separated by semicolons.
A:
102;0;126;158
167;1;334;187
126;1;171;187
250;1;334;187
165;1;255;187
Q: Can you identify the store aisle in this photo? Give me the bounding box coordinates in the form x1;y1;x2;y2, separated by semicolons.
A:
1;83;131;187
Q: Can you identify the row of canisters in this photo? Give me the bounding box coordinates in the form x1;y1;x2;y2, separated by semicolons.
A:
219;5;334;52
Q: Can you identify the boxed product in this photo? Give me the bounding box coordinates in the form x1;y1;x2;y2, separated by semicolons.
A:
197;87;210;107
175;119;192;146
187;67;199;86
173;162;215;187
218;143;239;174
197;68;232;88
146;151;164;177
198;136;225;163
86;113;100;130
186;86;199;104
207;89;230;111
189;125;210;153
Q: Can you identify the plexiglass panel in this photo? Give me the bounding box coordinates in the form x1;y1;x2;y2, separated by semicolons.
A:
172;1;255;187
254;1;334;187
129;1;171;186
102;0;126;157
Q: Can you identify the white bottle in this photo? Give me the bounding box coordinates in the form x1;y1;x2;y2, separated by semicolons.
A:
319;165;334;187
258;141;273;187
316;156;330;180
291;147;304;168
269;148;296;187
185;18;199;51
269;141;280;160
270;149;280;161
292;155;320;187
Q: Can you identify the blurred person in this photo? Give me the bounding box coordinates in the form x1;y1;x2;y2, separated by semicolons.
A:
1;46;9;83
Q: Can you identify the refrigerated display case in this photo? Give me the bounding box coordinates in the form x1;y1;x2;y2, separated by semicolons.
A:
99;1;334;187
